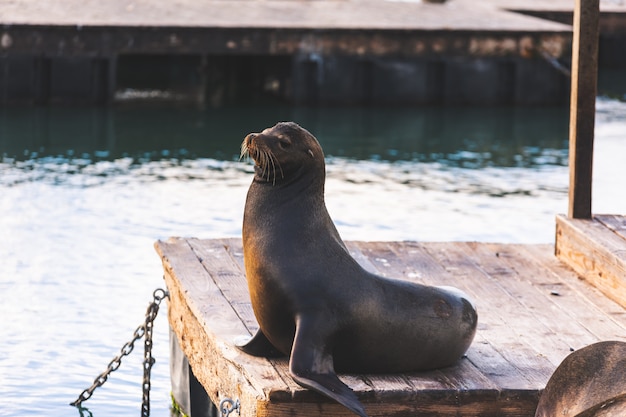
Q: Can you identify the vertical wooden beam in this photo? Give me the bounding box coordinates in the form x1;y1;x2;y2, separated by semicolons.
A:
568;0;600;219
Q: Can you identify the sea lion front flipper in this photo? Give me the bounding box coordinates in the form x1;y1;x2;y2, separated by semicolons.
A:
235;329;284;358
289;317;369;417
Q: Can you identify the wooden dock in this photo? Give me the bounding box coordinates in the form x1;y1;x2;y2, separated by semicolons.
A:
155;214;626;417
152;3;626;415
1;0;624;105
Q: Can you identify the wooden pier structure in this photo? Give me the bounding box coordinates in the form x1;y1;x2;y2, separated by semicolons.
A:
1;0;625;105
155;227;626;417
152;1;626;415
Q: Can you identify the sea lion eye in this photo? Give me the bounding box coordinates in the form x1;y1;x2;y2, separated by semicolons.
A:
278;139;291;150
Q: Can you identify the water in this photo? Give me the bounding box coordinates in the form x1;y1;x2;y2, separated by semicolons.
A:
1;98;625;417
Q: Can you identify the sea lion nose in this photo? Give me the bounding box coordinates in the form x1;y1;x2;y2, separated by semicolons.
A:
245;133;258;142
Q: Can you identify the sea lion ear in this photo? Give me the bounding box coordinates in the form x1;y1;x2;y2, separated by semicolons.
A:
308;149;315;158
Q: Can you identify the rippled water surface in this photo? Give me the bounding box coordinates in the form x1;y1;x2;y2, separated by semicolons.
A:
1;99;625;416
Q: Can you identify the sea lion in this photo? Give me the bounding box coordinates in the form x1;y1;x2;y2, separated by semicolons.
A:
535;341;626;417
237;122;478;417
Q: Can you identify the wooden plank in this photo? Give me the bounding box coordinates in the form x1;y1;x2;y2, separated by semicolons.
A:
186;238;251;324
413;242;556;388
568;0;600;219
465;242;599;357
216;238;260;332
556;214;626;308
1;0;574;31
155;238;291;417
519;244;626;341
596;214;626;241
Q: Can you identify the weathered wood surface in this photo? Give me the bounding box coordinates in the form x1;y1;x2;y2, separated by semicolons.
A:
0;0;574;31
4;0;626;30
568;0;600;219
556;214;626;309
155;237;626;417
597;214;626;240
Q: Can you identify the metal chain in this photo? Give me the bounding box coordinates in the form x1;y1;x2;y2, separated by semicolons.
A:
219;398;241;417
70;288;169;417
141;288;166;416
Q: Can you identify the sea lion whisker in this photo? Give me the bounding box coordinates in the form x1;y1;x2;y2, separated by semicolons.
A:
239;142;249;162
263;150;273;183
263;150;270;182
266;150;279;185
265;151;273;184
259;150;269;180
270;152;282;185
268;151;284;181
240;137;284;184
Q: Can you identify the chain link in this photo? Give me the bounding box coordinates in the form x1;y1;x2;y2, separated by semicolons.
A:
70;288;169;416
219;398;241;417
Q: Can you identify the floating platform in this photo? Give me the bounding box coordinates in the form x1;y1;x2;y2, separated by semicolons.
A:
155;214;626;417
1;0;624;105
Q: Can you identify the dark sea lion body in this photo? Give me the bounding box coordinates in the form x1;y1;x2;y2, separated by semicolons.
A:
239;122;477;417
535;341;626;417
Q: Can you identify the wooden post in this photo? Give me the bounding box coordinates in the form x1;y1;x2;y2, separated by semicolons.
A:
568;0;600;219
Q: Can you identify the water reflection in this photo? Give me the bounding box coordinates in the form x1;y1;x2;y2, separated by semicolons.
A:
76;405;94;417
0;105;569;167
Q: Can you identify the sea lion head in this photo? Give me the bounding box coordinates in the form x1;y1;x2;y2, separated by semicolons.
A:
241;122;325;185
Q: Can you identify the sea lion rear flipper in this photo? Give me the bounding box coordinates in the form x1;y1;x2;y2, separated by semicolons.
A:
235;329;284;358
289;317;369;417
